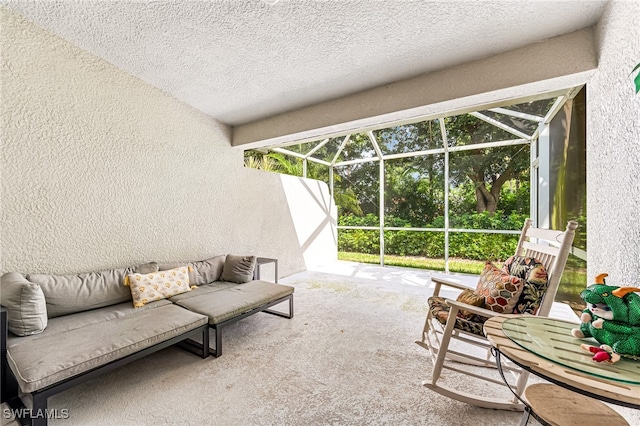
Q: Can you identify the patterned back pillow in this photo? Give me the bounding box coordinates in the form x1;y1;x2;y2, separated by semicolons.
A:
475;262;525;314
502;256;548;315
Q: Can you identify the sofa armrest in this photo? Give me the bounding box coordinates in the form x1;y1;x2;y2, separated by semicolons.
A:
1;305;19;403
1;305;7;355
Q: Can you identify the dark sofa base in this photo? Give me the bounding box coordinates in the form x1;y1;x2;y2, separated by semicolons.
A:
185;293;294;358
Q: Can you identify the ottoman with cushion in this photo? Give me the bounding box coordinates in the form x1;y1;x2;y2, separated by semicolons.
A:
167;254;294;357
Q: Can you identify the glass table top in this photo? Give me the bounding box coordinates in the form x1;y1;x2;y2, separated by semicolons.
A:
502;316;640;385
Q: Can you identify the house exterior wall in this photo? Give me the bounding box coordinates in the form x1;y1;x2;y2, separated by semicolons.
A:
587;0;640;285
0;8;336;277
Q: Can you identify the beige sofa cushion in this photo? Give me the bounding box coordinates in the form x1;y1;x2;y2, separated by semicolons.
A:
5;303;207;393
190;255;226;285
159;255;226;286
175;280;294;325
27;268;133;318
0;272;48;336
220;255;256;284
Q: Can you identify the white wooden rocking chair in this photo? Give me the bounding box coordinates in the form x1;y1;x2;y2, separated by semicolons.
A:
416;218;578;410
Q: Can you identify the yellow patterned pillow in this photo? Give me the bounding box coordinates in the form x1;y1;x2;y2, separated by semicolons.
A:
124;266;192;308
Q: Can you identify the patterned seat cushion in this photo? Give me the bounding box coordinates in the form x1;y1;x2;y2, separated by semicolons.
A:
428;296;486;337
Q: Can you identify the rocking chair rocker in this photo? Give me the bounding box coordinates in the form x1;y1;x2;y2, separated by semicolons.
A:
416;218;578;410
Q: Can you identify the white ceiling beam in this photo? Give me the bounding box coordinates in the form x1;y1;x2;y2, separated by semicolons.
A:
382;148;445;161
470;111;532;140
271;148;331;166
331;138;528;164
487;107;544;122
334;156;380;167
271;147;305;159
308;157;331;166
304;138;329;159
447;138;528;152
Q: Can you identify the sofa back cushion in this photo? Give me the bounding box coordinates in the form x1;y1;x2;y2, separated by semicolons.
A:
27;268;133;318
158;255;226;286
221;255;256;284
1;272;48;336
190;255;226;285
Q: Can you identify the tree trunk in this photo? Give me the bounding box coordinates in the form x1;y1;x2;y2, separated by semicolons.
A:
475;183;499;214
471;167;515;214
475;186;487;212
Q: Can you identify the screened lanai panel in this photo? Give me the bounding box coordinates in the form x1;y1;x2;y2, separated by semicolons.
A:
448;144;530;230
384;155;445;227
333;161;379;218
285;141;322;156
284;137;345;163
444;115;517;147
502;97;558;117
474;97;558;138
449;231;521;263
477;110;539;137
243;149;304;175
374;119;443;155
339;133;378;162
384;230;445;269
335;160;381;257
546;88;587;309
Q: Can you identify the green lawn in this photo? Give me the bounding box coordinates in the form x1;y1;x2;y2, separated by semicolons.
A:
338;251;587;312
339;251;486;274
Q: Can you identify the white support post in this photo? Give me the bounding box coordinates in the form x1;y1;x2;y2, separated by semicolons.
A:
530;134;539;227
537;125;550;229
439;119;450;273
379;157;385;267
329;166;334;199
368;131;385;267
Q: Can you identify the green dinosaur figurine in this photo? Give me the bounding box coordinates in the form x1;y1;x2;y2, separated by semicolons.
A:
571;273;640;360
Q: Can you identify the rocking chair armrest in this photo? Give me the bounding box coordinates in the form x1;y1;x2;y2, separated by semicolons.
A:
431;277;474;297
445;299;502;319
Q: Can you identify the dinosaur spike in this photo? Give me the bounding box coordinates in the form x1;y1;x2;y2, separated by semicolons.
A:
612;287;640;298
595;273;608;284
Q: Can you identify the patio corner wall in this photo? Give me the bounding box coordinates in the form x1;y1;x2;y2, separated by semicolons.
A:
587;0;640;284
0;8;333;277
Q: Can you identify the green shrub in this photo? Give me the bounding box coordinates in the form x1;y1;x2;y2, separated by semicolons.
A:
338;212;527;261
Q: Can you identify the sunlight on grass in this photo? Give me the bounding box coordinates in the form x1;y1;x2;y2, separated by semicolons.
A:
339;252;485;274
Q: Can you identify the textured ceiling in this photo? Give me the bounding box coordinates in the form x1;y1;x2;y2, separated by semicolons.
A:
4;0;607;126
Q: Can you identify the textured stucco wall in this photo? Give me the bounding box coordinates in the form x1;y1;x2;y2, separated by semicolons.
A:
587;0;640;285
0;8;336;277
